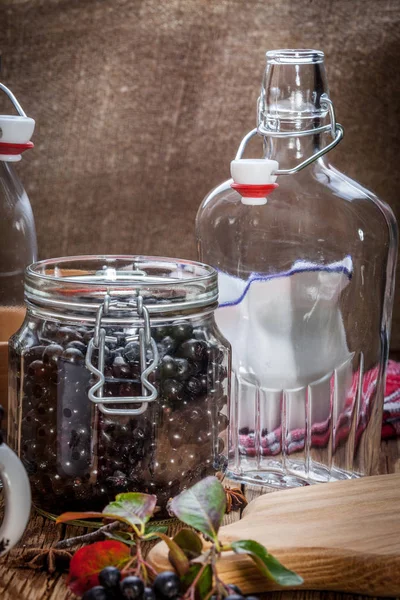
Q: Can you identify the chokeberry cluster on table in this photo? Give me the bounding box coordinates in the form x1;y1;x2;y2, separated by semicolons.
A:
83;568;259;600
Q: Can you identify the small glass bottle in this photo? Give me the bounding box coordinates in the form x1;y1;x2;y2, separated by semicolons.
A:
0;84;36;411
196;49;398;487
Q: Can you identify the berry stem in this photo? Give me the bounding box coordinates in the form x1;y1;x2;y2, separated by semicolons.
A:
142;559;159;578
211;557;231;599
121;538;158;585
121;555;138;573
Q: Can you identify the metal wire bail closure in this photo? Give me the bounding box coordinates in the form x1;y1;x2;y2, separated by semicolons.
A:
85;292;159;416
235;94;344;175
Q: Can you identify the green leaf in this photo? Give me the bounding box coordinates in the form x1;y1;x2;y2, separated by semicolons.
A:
198;564;213;599
261;553;304;586
231;540;303;587
151;532;190;576
143;524;168;541
170;476;226;542
173;528;203;559
56;493;158;533
102;492;157;528
181;563;213;599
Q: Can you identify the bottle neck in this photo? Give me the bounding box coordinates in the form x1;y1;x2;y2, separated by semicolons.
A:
263;125;326;170
260;49;330;170
0;161;25;203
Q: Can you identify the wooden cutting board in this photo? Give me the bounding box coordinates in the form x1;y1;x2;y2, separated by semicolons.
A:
148;473;400;597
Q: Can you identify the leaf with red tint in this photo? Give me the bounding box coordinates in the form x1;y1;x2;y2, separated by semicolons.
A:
56;512;106;525
57;493;157;529
67;540;130;595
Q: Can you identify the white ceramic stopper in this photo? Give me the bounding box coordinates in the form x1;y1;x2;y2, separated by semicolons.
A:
230;158;279;184
0;116;35;161
230;158;279;205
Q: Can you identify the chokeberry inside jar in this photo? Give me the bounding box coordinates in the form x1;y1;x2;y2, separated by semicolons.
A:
8;256;230;515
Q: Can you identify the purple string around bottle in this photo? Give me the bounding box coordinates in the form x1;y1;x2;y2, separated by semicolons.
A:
218;255;353;308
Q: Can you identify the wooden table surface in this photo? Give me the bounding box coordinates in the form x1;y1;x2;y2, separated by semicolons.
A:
0;438;398;600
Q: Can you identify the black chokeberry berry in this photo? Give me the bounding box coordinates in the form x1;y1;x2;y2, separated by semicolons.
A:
66;340;87;354
171;320;193;342
185;376;202;396
27;360;49;380
83;330;95;344
112;356;131;378
61;347;84;364
56;326;83;344
42;344;64;366
175;358;191;380
207;345;225;363
143;587;155;600
162;379;184;403
124;341;140;364
152;571;181;599
153;325;171;341
160;356;178;379
99;566;121;589
177;339;208;362
82;586;110;600
157;336;177;357
120;575;145;599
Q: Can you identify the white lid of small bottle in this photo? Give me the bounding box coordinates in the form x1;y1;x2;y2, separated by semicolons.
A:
230;158;279;205
0;116;35;162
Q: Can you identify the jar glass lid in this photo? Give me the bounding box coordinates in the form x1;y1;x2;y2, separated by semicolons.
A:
25;255;218;320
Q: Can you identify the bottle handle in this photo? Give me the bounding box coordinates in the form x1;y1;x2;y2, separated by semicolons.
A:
0;442;31;556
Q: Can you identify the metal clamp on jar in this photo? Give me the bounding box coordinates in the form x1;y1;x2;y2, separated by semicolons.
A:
8;256;230;515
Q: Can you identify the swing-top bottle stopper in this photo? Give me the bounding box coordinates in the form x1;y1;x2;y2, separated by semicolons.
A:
0;83;35;162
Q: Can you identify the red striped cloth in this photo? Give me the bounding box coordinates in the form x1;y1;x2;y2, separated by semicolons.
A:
239;360;400;457
382;360;400;439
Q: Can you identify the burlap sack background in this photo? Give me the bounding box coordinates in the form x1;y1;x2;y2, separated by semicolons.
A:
1;0;400;347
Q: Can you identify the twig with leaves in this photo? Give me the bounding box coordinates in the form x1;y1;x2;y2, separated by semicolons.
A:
57;476;303;598
56;521;123;549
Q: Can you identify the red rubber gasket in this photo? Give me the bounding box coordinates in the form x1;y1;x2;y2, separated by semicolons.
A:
0;141;34;155
231;182;278;197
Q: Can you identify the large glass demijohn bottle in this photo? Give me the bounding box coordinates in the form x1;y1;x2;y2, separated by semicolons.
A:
196;49;398;487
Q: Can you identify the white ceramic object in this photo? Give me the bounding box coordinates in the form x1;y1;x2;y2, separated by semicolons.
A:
230;158;279;205
230;159;279;184
0;115;35;162
0;440;31;556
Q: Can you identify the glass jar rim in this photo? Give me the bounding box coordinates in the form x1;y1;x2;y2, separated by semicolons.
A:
25;255;218;321
266;49;324;64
